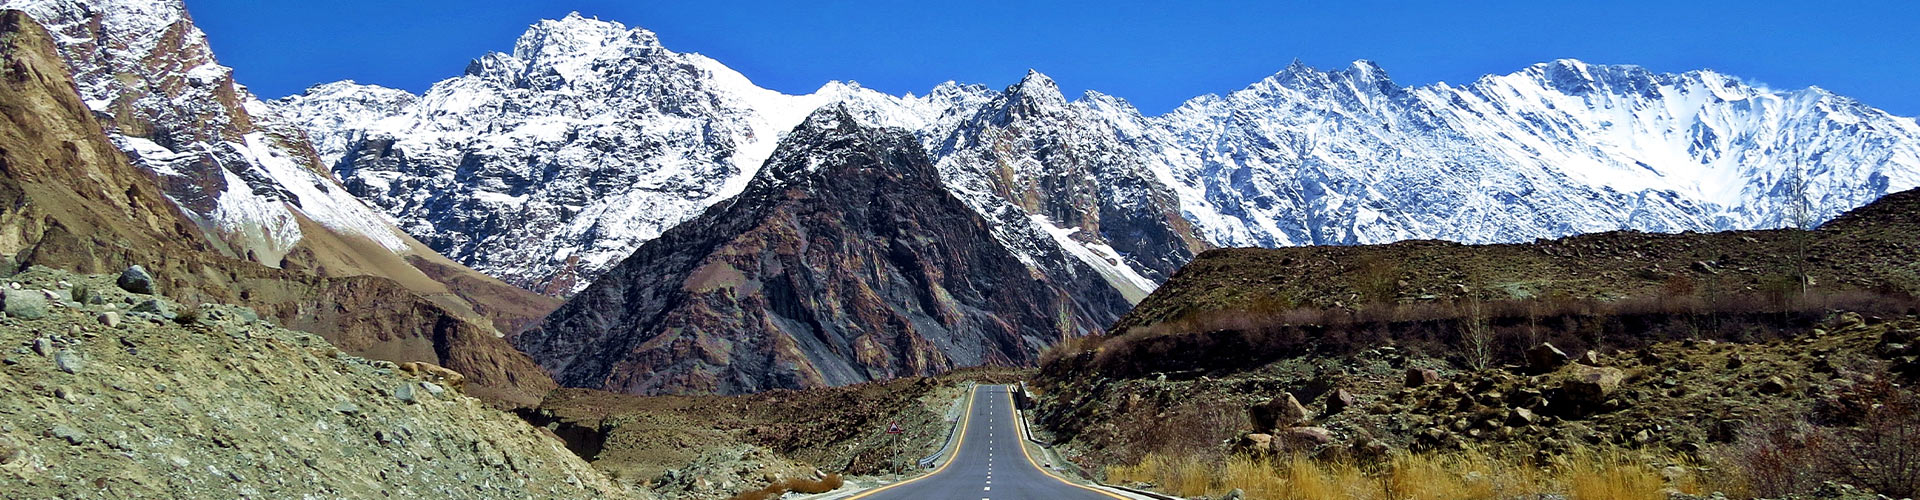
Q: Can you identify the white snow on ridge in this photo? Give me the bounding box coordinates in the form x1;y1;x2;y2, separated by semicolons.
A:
272;14;1920;299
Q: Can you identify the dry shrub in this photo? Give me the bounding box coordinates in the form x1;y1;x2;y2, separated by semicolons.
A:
1109;397;1242;462
1557;448;1669;500
1038;334;1103;368
1106;453;1213;497
724;473;844;500
1720;377;1920;498
1709;376;1920;499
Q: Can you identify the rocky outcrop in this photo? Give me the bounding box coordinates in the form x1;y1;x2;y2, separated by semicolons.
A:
515;107;1129;395
0;10;553;406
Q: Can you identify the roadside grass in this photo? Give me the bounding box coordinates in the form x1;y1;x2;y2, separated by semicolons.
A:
1106;447;1694;500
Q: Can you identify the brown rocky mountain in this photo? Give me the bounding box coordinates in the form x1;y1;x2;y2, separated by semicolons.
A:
515;106;1131;395
0;10;554;406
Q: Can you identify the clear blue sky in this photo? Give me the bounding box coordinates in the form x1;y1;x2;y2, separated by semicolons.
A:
189;0;1920;116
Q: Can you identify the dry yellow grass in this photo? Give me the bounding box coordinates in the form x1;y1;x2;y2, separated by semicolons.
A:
1105;446;1698;500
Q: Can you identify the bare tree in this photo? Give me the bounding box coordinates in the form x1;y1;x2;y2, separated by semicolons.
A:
1462;292;1494;371
1785;146;1815;296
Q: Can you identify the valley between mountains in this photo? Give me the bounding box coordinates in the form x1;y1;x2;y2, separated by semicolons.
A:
2;0;1919;499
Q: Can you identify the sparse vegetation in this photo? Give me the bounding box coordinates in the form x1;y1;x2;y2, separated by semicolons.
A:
1056;288;1915;381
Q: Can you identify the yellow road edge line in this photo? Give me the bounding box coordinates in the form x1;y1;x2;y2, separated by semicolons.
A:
1008;386;1130;500
845;383;977;500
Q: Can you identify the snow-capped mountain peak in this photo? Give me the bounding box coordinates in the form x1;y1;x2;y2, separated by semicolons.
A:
275;16;1920;307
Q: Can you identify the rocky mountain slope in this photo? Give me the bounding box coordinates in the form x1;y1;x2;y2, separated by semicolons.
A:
0;0;559;335
0;267;641;499
0;9;554;406
1110;186;1920;337
1028;190;1920;499
280;14;1920;306
513;107;1129;395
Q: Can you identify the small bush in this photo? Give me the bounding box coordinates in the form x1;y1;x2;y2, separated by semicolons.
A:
1710;376;1920;498
70;282;93;304
724;473;844;500
173;305;202;326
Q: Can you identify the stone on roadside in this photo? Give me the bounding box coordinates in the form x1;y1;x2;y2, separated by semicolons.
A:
97;312;120;328
117;265;155;295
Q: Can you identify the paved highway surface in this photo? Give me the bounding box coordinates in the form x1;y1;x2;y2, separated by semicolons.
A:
851;385;1125;500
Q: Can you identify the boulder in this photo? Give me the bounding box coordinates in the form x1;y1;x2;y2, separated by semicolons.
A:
1561;366;1625;406
1237;433;1275;454
117;265;155;295
1506;408;1538;427
1759;376;1792;394
1;289;48;319
1835;312;1865;330
1405;368;1442;388
1278;427;1335;448
1249;393;1313;431
131;299;175;319
1526;343;1570;372
1325;389;1356;414
1576;350;1602;366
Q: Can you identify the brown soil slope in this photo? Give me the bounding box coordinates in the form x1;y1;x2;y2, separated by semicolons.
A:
0;11;553;406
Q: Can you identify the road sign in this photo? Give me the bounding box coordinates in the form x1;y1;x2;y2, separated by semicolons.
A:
886;421;902;434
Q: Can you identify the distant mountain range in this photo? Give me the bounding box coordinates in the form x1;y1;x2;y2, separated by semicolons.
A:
7;2;1918;395
278;13;1920;304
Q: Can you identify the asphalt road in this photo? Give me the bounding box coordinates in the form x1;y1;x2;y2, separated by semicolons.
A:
851;384;1124;500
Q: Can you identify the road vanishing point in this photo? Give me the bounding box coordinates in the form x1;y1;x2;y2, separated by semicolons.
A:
850;384;1130;500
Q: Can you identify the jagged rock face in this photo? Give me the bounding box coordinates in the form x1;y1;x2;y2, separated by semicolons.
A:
925;71;1207;301
515;108;1129;395
0;10;556;406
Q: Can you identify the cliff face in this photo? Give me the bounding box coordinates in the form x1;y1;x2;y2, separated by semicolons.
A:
516;107;1129;395
0;10;554;406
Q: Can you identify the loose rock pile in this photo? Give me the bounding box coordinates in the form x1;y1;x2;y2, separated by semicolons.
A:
0;266;646;499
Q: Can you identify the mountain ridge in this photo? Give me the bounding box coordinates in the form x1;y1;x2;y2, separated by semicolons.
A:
513;106;1130;395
